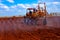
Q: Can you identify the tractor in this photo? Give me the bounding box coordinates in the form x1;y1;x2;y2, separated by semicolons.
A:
24;2;47;25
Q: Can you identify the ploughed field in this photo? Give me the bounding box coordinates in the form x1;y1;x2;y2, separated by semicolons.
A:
0;16;60;40
0;28;60;40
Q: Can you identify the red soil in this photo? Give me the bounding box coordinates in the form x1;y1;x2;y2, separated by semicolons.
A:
0;16;60;40
0;28;60;40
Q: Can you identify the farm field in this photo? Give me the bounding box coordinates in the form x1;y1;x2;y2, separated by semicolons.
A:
0;16;60;40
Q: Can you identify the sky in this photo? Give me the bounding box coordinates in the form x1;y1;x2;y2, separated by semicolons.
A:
0;0;60;17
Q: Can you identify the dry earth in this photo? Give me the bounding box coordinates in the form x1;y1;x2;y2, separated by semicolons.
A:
0;16;60;40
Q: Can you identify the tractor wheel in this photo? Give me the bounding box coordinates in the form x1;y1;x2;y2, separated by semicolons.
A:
24;17;31;25
24;17;28;24
43;18;47;25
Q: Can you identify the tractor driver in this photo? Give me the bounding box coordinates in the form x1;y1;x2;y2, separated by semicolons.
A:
33;8;37;13
29;10;32;16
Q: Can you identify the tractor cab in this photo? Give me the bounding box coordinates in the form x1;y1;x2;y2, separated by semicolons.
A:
27;8;37;13
26;8;37;17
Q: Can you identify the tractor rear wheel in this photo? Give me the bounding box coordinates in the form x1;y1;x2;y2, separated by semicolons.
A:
43;18;47;25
